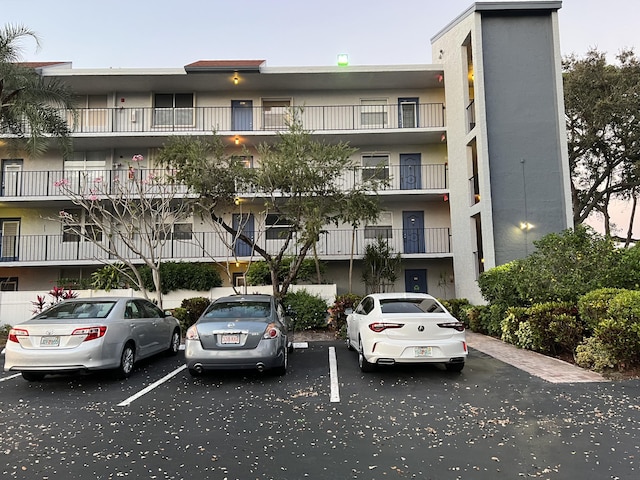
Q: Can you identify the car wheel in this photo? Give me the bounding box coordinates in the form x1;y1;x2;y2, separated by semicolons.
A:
22;372;45;382
445;362;465;373
358;338;375;373
167;329;180;356
188;367;202;377
346;333;355;351
274;347;288;376
116;343;135;379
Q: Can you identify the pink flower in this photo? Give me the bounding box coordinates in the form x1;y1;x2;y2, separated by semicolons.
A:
89;195;98;201
132;154;144;162
54;178;70;187
94;177;103;183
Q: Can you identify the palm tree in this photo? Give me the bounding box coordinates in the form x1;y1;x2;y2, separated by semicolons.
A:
0;24;75;157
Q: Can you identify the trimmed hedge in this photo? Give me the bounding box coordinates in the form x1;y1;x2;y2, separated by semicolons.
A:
283;289;329;331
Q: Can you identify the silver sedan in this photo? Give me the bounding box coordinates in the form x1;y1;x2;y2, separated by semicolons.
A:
4;297;181;381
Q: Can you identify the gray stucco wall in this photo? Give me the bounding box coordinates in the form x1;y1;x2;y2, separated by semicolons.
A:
481;12;569;265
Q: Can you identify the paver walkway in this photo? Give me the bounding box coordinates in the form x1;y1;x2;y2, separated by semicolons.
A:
466;331;607;383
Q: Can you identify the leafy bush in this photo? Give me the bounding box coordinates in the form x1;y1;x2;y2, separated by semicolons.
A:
500;307;528;345
477;261;525;306
176;297;211;332
245;258;325;286
577;288;627;332
465;305;490;334
328;293;363;337
283;289;329;331
439;298;472;323
139;262;222;293
575;337;617;372
91;263;133;291
520;302;582;355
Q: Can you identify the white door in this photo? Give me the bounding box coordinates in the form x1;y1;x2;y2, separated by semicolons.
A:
1;220;20;260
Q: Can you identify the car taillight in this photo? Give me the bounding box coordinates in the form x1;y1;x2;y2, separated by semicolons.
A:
186;325;200;340
72;326;107;341
437;322;466;332
263;323;280;339
368;322;404;333
8;328;29;343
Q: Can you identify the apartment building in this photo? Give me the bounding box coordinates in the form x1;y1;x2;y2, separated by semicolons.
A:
0;1;571;304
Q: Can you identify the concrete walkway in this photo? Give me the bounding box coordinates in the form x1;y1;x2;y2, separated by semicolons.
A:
466;331;607;383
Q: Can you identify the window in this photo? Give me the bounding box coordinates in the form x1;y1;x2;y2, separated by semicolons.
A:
0;276;18;291
262;99;291;130
360;99;387;127
61;210;102;242
266;214;292;240
365;212;392;239
362;154;389;181
173;223;193;240
154;224;171;241
154;93;194;126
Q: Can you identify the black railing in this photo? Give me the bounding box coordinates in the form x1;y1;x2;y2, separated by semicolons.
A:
0;227;451;264
0;164;448;198
0;103;445;135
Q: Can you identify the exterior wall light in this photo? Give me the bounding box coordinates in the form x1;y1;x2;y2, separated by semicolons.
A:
233;73;239;85
234;136;240;145
337;54;349;66
234;197;241;205
520;222;534;230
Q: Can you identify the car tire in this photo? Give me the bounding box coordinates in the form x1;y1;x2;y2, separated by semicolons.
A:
273;347;288;376
167;329;180;356
346;333;355;351
22;372;45;382
445;362;465;373
188;368;202;377
358;338;375;373
116;343;135;379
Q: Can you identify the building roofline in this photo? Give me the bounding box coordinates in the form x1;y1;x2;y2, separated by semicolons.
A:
431;1;562;44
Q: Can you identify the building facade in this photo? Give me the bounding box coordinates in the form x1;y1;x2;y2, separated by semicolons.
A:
0;1;570;304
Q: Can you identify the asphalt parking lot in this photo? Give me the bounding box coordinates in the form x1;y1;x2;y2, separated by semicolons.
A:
1;341;639;480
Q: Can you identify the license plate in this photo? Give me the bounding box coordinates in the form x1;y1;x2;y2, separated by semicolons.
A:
221;334;240;344
40;336;60;347
414;346;432;357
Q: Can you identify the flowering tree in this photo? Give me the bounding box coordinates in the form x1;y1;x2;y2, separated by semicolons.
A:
54;154;194;308
32;286;78;314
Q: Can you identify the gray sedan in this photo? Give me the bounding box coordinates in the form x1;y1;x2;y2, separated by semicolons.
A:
185;294;291;376
3;297;181;381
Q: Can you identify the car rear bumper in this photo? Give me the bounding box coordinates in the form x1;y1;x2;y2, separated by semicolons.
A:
3;340;120;372
185;338;285;371
364;337;468;364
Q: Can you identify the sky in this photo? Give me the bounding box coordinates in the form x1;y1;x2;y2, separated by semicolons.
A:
2;0;638;68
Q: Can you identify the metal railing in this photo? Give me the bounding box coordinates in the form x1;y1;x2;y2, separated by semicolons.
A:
0;227;451;264
0;103;445;136
1;164;448;198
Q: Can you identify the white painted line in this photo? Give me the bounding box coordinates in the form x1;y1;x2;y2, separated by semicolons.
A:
328;346;340;403
117;364;186;407
0;373;22;383
293;342;308;349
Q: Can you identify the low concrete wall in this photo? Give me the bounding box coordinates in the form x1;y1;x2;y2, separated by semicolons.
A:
0;284;337;326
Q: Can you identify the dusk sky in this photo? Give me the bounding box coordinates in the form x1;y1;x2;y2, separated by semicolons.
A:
2;0;637;68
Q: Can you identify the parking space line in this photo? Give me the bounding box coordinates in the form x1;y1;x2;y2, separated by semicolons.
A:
117;365;186;407
0;373;21;383
329;346;340;403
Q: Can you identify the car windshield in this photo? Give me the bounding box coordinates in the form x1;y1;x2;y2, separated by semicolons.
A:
34;301;116;320
203;301;271;319
380;298;445;314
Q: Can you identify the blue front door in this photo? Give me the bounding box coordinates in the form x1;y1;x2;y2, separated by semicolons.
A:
400;153;422;190
403;211;425;254
233;213;254;257
232;100;253;130
405;269;427;293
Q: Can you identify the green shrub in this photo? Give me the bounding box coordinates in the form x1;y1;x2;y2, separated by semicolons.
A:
439;298;472;322
478;261;525;306
283;289;329;331
578;288;628;332
177;296;211;332
575;337;617;372
139;262;222;293
245;258;324;286
500;307;528;345
515;302;582;355
466;305;491;334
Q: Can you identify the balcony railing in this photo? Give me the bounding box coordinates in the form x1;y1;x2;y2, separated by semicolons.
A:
0;227;451;264
0;164;448;198
0;103;445;135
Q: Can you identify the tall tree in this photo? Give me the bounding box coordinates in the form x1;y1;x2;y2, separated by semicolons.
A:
563;49;640;241
158;109;384;299
0;24;75;157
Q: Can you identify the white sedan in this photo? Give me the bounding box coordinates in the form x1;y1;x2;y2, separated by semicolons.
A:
4;297;181;381
346;293;467;372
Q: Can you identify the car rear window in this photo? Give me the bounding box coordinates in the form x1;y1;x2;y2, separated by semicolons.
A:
35;301;116;319
380;299;445;314
203;301;272;319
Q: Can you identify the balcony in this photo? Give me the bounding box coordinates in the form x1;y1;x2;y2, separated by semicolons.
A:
0;165;448;199
0;227;452;266
43;103;446;135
